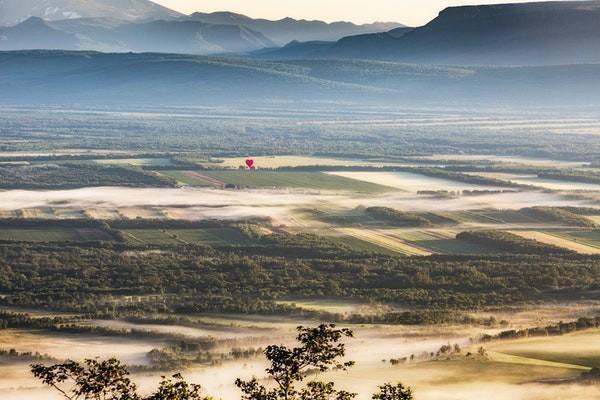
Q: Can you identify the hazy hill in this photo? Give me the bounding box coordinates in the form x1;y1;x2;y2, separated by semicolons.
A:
0;17;79;50
186;11;405;45
0;0;182;26
322;0;600;65
0;17;275;54
252;40;335;60
2;50;600;107
253;27;414;60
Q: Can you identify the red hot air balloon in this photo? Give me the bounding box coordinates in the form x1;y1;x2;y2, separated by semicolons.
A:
245;159;255;168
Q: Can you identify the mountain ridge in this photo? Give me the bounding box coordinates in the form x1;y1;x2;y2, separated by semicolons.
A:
0;0;183;26
0;16;275;54
185;11;406;45
317;0;600;65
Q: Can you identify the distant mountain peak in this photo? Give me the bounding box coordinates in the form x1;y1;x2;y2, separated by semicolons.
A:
0;0;183;27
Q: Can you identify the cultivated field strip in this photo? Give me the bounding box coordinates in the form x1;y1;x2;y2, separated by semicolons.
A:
508;230;600;254
337;227;432;256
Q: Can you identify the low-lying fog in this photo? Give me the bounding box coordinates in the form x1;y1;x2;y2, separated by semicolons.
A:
0;186;595;225
1;302;599;400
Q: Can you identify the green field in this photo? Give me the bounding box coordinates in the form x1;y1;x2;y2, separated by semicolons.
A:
201;171;392;192
389;229;497;254
326;233;398;255
157;171;218;187
545;230;600;249
485;329;600;368
121;228;248;245
0;228;114;242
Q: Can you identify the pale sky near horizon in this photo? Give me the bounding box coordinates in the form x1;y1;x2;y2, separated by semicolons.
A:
152;0;561;26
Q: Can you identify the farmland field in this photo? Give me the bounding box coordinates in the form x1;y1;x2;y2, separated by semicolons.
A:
509;230;600;254
120;228;248;245
468;172;600;191
337;227;432;255
0;227;114;242
201;171;393;192
157;170;221;187
327;171;509;192
484;329;600;368
389;229;496;254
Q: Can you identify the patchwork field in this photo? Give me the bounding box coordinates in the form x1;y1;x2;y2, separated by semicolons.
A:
509;230;600;254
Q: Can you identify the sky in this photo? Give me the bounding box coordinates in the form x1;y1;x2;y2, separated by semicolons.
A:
152;0;554;26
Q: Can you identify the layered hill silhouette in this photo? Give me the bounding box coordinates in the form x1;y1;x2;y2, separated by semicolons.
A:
0;0;182;26
185;11;404;45
0;17;275;53
317;0;600;65
2;50;600;106
0;4;404;55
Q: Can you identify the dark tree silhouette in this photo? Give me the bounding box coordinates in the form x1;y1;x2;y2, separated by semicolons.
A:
31;325;413;400
31;358;211;400
235;324;355;400
372;383;413;400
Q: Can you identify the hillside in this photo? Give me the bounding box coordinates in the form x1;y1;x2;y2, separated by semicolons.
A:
0;0;182;26
322;0;600;65
186;11;405;45
0;17;275;54
2;51;600;106
0;17;80;50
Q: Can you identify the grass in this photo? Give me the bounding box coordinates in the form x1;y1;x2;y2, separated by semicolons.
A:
275;298;376;315
157;171;219;187
485;329;600;368
326;233;398;255
585;215;600;225
202;171;392;192
509;230;600;254
0;228;114;242
389;229;496;254
18;208;55;219
548;230;600;249
120;228;248;245
168;228;248;245
488;351;590;370
337;228;431;256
